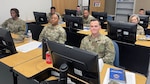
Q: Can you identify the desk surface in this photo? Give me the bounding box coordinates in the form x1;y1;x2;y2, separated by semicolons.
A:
78;29;150;47
13;56;146;84
0;48;42;67
41;22;66;28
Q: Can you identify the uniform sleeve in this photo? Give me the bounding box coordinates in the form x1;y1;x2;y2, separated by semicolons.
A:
102;38;115;65
80;37;86;50
58;27;66;44
1;19;9;28
16;20;26;35
139;26;145;35
39;27;47;41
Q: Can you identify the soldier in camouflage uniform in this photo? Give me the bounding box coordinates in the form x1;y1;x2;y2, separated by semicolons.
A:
1;8;26;40
129;14;145;35
82;9;95;27
39;13;66;44
47;6;62;23
80;19;115;65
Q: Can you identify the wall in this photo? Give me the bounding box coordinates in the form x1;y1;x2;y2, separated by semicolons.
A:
0;0;51;24
104;0;116;15
134;0;150;14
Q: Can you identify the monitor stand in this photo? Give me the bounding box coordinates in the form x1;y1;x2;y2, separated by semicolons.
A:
40;63;68;84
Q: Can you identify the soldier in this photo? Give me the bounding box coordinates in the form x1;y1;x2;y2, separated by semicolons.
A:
76;5;82;17
138;8;145;15
1;8;26;40
129;14;145;35
47;6;62;23
39;13;66;44
82;9;95;27
80;19;115;65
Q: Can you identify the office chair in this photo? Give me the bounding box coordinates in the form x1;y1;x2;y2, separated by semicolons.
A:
113;41;120;67
64;28;86;47
27;23;44;41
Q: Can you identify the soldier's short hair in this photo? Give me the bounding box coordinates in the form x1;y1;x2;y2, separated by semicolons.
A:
51;6;56;10
10;8;20;17
90;19;101;25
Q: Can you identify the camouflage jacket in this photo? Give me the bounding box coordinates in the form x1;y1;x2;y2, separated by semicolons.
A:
82;15;95;27
39;24;66;44
1;18;26;35
80;34;115;65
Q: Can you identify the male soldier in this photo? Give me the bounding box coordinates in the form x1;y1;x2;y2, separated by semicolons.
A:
39;13;66;44
76;5;82;17
47;6;62;23
80;19;115;65
138;8;145;15
82;9;95;27
1;8;26;40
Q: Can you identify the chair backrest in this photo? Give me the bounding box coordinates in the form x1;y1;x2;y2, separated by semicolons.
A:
27;23;44;41
113;41;120;67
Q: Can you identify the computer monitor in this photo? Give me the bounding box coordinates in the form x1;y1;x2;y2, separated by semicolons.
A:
128;14;149;28
92;11;107;29
43;38;100;84
138;15;149;28
107;21;137;44
33;11;48;24
116;41;150;76
65;9;77;16
0;28;17;58
146;10;150;16
64;15;83;31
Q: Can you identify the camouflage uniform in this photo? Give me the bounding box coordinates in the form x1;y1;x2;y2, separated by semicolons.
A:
137;24;145;35
82;15;95;27
80;34;115;65
76;10;82;17
39;24;66;44
47;12;62;22
1;18;26;39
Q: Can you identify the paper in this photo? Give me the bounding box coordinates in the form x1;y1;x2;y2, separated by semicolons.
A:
16;41;41;53
99;59;104;72
103;68;136;84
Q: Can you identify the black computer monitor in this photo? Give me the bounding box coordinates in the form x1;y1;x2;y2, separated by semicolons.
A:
92;11;107;29
65;9;77;16
107;21;137;44
43;38;100;84
138;15;149;28
146;10;150;16
64;15;83;30
116;41;150;76
0;28;17;58
33;11;48;24
128;14;149;28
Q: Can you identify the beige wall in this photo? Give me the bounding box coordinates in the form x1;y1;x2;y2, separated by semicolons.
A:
134;0;150;14
104;0;116;15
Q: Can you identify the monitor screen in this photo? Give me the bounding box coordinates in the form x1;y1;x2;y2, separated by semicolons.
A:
92;12;107;29
43;38;100;84
0;28;17;58
92;11;107;22
128;14;149;28
138;15;149;28
33;11;48;24
146;10;150;16
65;9;77;16
116;41;150;76
64;15;83;30
107;21;137;44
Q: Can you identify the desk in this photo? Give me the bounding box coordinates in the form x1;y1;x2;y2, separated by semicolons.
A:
41;22;66;28
13;56;146;84
77;29;150;47
0;45;42;84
